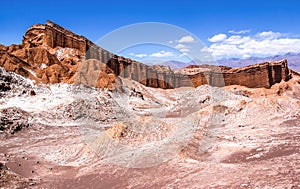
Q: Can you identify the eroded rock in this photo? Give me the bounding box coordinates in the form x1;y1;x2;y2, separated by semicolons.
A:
0;107;32;135
0;20;293;90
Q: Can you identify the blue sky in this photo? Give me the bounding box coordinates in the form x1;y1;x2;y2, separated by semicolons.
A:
1;0;300;62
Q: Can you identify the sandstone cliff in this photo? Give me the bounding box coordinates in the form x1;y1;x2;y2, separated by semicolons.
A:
0;20;292;89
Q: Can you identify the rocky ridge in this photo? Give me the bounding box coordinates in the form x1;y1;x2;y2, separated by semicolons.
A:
0;20;293;89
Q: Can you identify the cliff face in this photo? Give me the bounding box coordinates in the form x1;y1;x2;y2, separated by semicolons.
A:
23;21;113;62
223;60;291;88
0;20;292;89
106;55;291;88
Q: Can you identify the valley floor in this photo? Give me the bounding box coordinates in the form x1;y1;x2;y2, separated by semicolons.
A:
1;68;300;188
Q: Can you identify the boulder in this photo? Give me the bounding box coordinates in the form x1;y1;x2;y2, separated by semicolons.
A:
0;107;32;135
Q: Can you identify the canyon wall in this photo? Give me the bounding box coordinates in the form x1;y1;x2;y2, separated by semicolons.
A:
24;20;113;63
218;60;290;88
107;56;291;89
0;21;292;89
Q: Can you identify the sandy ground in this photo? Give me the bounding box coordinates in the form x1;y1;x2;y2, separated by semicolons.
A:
1;114;299;188
1;74;300;188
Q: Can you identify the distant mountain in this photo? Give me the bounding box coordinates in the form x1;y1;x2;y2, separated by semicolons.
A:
217;53;300;72
159;53;300;72
159;59;219;70
159;60;191;69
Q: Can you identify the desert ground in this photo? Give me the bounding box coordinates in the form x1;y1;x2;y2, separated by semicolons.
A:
1;66;300;188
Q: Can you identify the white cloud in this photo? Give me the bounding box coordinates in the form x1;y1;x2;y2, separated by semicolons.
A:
224;35;251;45
175;44;189;49
135;53;147;58
206;31;300;59
200;47;209;52
242;54;251;59
129;53;148;58
150;50;175;58
175;43;190;53
179;52;188;57
257;31;281;40
179;48;189;53
208;43;241;58
228;30;250;34
178;35;195;43
208;34;227;43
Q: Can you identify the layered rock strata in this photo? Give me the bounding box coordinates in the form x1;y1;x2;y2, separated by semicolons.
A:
0;21;292;89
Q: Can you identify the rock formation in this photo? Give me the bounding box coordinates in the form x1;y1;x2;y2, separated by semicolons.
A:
0;20;292;89
0;107;31;135
189;60;291;88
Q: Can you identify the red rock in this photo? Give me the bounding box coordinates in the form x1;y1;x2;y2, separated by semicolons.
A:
0;21;293;89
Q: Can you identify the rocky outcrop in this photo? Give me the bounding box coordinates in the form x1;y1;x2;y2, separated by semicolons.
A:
23;20;113;62
0;20;292;89
106;56;194;88
0;50;36;81
0;107;32;135
0;20;121;89
189;60;291;88
107;56;291;89
74;59;122;90
224;60;291;88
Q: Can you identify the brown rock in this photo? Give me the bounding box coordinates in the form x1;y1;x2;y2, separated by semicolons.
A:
0;50;35;81
11;47;60;68
221;60;291;88
0;20;293;90
106;123;127;140
74;59;120;90
0;107;32;135
0;44;7;51
0;162;8;171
